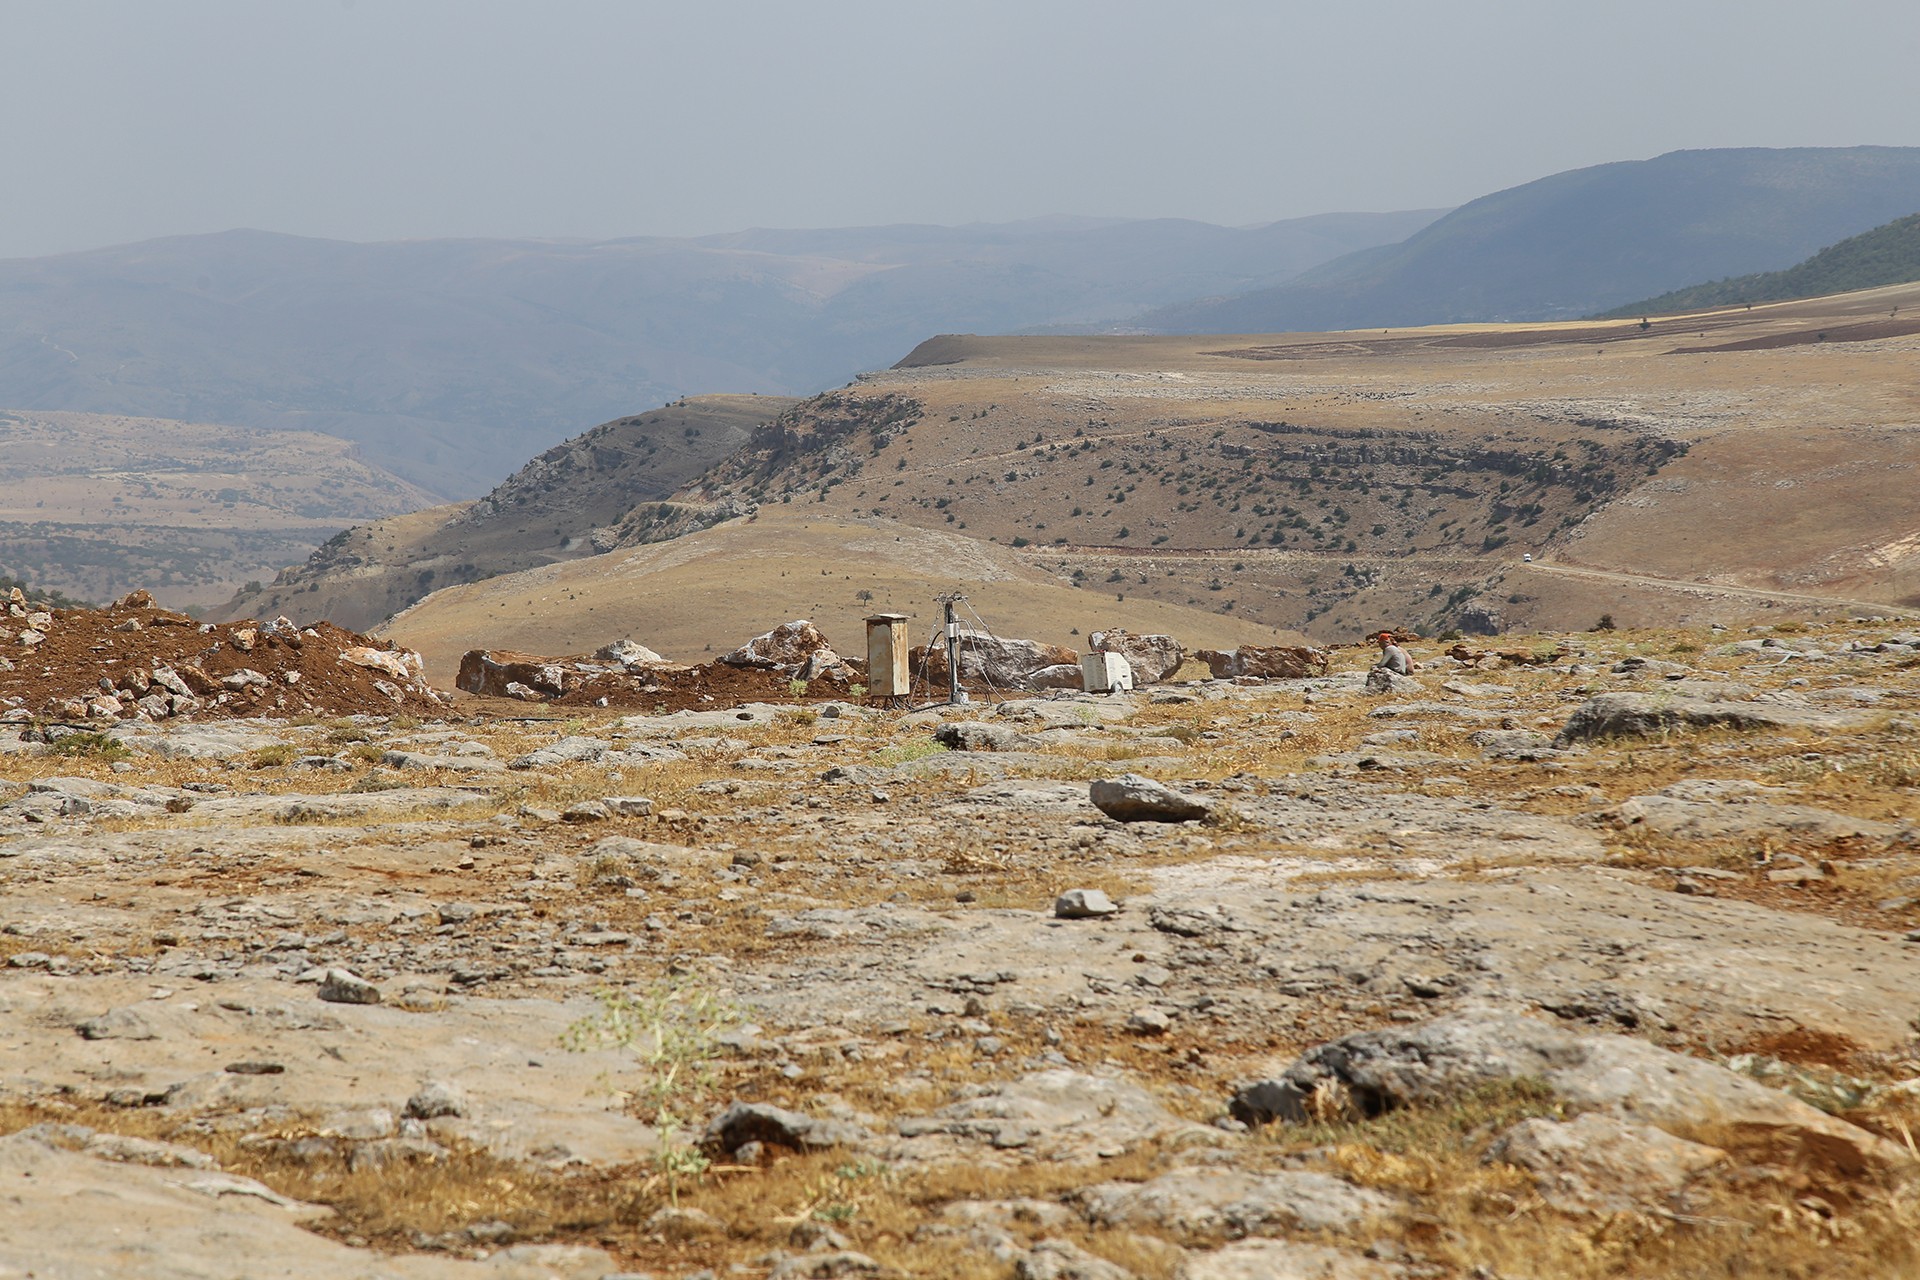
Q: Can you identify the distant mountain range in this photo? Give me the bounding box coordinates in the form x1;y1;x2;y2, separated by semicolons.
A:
0;211;1438;498
1144;147;1920;333
9;145;1920;508
1600;210;1920;317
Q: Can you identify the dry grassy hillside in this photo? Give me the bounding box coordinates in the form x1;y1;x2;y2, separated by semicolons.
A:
379;508;1293;682
226;395;796;630
631;283;1920;640
0;410;437;607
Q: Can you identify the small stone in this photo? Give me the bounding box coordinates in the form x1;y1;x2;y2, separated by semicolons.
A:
224;1061;285;1075
405;1079;469;1120
1054;888;1120;919
1127;1008;1172;1035
604;796;654;817
643;1206;727;1240
317;968;382;1005
561;800;612;823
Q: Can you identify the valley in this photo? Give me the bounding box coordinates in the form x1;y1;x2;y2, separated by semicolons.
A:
0;411;437;608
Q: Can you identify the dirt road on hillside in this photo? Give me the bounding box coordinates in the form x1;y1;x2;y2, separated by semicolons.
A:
1521;558;1913;617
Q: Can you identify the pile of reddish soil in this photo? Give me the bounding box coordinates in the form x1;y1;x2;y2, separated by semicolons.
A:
0;593;447;722
455;646;1015;715
538;660;868;713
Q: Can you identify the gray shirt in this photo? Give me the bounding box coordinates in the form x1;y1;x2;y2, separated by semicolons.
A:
1374;644;1411;676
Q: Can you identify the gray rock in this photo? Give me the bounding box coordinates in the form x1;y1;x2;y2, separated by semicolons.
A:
1358;729;1419;747
1028;663;1085;691
1147;904;1238;938
405;1080;470;1120
1177;1240;1404;1280
1555;692;1860;745
766;1250;888;1278
1077;1167;1397;1237
1610;657;1693;678
704;1102;873;1154
934;721;1031;752
895;1069;1211;1160
379;750;503;774
76;1006;159;1041
1230;1013;1909;1177
1126;1008;1172;1035
316;968;382;1005
1054;889;1120;919
603;796;654;817
1601;794;1905;844
1364;669;1423;695
1487;1113;1726;1214
1089;774;1211;823
560;800;611;823
1467;728;1558;759
597;638;668;668
1088;630;1186;684
1016;1239;1139;1280
509;736;611;769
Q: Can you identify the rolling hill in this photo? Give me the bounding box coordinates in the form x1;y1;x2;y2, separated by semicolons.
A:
223;394;795;631
1146;147;1920;333
271;280;1920;665
1601;210;1920;317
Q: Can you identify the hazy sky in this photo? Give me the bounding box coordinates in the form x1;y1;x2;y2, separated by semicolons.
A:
5;0;1918;259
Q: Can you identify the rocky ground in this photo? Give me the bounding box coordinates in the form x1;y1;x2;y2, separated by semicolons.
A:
2;616;1918;1278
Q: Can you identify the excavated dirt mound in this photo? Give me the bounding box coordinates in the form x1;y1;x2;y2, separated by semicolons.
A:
537;659;868;713
0;592;446;722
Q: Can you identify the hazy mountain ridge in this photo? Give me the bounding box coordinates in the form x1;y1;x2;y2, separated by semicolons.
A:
0;211;1440;499
1600;210;1920;317
1146;147;1920;333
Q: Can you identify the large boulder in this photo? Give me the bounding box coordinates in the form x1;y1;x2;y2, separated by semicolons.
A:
1089;774;1212;823
1230;1013;1910;1178
912;631;1079;691
934;721;1034;752
1486;1114;1727;1215
720;620;843;676
455;650;574;699
337;645;424;683
1028;663;1085;691
704;1102;872;1155
1194;646;1328;681
1089;630;1184;684
595;638;669;668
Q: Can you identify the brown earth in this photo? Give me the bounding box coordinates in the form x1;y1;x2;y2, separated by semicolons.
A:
0;595;445;721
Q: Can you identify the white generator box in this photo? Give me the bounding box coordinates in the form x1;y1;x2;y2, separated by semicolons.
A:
1081;650;1134;694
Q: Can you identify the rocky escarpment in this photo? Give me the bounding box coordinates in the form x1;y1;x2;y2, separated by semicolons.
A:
222;394;791;631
